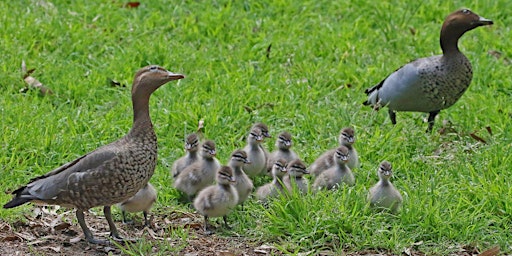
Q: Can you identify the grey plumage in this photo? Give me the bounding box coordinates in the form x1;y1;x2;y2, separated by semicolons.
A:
173;140;221;199
228;149;253;205
368;161;403;214
117;182;157;226
242;127;267;177
266;131;300;174
310;127;359;177
313;146;355;191
3;65;184;244
363;9;493;132
256;158;288;202
171;133;200;178
193;166;238;234
283;159;309;194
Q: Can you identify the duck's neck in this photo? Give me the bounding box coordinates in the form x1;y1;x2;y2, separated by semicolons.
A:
440;28;463;56
379;178;391;187
130;94;155;136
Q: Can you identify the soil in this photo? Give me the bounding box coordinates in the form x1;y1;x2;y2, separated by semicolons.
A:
0;206;496;256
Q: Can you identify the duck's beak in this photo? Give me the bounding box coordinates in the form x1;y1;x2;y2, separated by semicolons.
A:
167;72;185;80
474;16;493;26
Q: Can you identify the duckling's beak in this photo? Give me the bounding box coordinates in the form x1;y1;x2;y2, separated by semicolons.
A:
210;150;217;157
284;140;291;147
474;16;493;26
185;143;193;150
302;169;310;174
230;176;236;183
244;159;252;164
263;132;271;138
166;72;185;81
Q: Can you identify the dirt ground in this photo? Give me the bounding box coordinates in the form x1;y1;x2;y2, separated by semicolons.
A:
0;206;498;256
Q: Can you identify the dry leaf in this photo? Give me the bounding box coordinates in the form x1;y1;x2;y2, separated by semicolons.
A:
478;245;500;256
216;251;235;256
469;132;487;144
124;2;140;8
21;61;53;95
266;43;272;59
69;236;82;243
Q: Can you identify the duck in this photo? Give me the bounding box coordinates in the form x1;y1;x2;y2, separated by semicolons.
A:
266;131;300;174
312;146;355;191
227;149;253;206
193;166;238;235
310;127;359;177
173;140;221;201
367;161;403;214
242;127;267;177
117;182;157;226
283;159;309;194
256;158;288;202
363;9;493;132
171;133;200;178
3;65;184;244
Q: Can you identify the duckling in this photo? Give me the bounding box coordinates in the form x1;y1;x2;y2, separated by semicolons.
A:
173;140;220;200
193;166;238;235
266;131;300;174
310;127;359;177
242;127;267;177
368;161;403;214
171;133;200;178
256;159;288;201
227;149;253;206
117;183;157;226
312;146;355;191
363;9;493;132
283;159;309;194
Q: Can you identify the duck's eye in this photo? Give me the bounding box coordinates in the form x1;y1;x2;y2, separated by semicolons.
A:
149;66;158;71
461;9;470;14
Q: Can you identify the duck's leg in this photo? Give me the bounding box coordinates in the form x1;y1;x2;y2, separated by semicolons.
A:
223;216;231;229
427;111;440;133
143;211;150;227
104;206;123;241
204;216;214;235
388;109;397;125
76;210;109;245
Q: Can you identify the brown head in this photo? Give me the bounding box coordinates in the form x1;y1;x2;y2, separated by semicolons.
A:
276;131;293;149
230;149;251;167
185;133;199;152
271;158;288;179
200;140;217;159
440;9;493;54
334;146;350;164
287;159;309;177
378;161;393;180
252;122;271;138
248;127;264;143
217;166;236;185
132;65;184;97
338;127;355;146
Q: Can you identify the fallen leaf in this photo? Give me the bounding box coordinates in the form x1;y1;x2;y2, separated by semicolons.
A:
469;132;487;144
266;43;272;59
478;245;500;256
124;2;140;8
485;126;492;136
69;236;82;243
409;27;416;35
21;61;53;95
216;250;235;256
1;235;21;242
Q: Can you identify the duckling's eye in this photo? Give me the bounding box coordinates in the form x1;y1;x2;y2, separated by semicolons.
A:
461;9;470;14
149;66;158;71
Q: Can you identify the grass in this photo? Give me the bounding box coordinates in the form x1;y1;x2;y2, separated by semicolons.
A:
1;0;511;254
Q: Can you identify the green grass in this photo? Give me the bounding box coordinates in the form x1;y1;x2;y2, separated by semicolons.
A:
1;0;511;254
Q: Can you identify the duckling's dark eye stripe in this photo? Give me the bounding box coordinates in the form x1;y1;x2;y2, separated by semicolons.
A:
250;132;259;137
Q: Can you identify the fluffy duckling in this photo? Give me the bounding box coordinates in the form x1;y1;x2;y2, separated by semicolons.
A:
256;159;288;202
117;183;157;226
173;140;220;200
310;127;359;177
283;159;309;194
266;131;300;173
363;9;493;132
227;149;253;205
313;146;355;191
193;166;238;234
171;133;200;178
242;127;267;177
368;161;403;214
